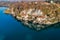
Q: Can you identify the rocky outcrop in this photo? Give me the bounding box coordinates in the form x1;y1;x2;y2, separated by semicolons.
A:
5;1;60;31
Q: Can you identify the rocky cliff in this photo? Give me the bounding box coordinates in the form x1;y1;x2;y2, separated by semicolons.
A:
5;1;60;31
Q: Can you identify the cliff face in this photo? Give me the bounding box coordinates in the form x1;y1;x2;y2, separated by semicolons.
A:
5;1;60;31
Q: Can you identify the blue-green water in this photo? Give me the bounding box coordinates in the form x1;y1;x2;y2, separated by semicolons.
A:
0;7;60;40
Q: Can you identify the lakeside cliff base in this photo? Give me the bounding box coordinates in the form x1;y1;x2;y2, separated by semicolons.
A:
16;17;60;31
5;1;60;31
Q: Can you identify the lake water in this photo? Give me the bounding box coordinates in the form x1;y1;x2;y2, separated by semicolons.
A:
0;7;60;40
